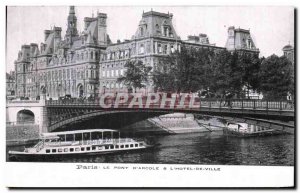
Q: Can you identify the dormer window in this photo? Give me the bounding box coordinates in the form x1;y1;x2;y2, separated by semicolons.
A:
163;26;170;37
156;24;159;30
247;39;252;49
140;27;144;36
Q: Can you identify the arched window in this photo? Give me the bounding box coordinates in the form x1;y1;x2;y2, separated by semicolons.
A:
140;44;145;54
163;45;168;54
158;44;162;53
171;45;175;53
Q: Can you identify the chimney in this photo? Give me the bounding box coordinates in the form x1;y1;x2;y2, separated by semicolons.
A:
84;17;94;30
44;30;51;41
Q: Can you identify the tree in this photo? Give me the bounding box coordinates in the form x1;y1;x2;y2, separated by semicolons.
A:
117;59;152;93
238;51;261;98
152;46;215;93
258;55;294;100
206;50;245;99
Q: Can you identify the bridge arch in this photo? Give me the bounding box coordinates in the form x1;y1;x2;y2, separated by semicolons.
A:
48;109;169;132
17;109;35;124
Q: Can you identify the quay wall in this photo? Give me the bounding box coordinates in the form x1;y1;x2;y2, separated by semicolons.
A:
6;124;40;146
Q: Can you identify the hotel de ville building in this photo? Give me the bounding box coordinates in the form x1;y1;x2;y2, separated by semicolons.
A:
14;6;259;100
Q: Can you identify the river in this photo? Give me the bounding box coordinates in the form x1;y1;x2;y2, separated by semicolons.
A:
6;131;294;166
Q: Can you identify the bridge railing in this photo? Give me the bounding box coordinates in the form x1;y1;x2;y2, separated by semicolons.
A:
45;98;294;111
199;99;294;110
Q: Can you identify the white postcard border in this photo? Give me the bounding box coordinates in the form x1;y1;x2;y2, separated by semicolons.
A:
5;162;294;187
1;0;297;189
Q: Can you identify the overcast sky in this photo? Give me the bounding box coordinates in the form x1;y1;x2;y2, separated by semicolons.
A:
6;6;294;72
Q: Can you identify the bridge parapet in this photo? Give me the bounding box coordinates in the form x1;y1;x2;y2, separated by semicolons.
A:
46;98;294;111
7;99;46;107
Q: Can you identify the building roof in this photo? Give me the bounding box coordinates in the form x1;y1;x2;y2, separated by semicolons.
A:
142;10;171;18
282;44;293;51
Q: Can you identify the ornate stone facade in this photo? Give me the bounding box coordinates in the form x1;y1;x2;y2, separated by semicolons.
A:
14;6;259;99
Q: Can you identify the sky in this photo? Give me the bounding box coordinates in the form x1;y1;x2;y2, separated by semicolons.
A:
6;6;294;72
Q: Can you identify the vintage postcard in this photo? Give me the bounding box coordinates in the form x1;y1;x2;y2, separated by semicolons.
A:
5;5;295;188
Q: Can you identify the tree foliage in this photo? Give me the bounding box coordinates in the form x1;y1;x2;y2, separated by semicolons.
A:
152;46;215;93
258;55;294;100
117;59;152;92
153;47;261;99
119;46;294;100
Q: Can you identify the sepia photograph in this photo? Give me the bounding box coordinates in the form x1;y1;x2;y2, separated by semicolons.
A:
4;4;295;188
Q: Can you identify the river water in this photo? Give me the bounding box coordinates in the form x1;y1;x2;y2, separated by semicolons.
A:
7;131;294;166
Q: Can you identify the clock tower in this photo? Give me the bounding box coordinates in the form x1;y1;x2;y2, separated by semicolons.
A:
65;6;79;44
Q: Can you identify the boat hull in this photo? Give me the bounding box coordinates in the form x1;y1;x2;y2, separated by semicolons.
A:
223;128;287;137
8;144;158;162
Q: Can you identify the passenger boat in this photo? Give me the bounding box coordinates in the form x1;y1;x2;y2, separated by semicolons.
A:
223;122;284;137
8;129;156;161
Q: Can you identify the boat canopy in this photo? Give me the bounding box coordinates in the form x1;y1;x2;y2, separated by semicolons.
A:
40;135;60;140
41;129;118;138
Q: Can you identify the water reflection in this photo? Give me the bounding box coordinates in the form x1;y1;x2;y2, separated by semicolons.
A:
7;130;294;166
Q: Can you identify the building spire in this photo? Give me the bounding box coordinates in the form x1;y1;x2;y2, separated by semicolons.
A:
65;6;79;44
69;6;75;14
